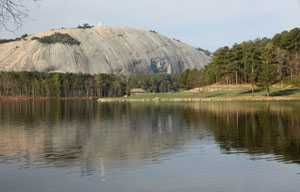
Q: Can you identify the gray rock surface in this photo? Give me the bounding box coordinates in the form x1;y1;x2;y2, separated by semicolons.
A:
0;26;211;74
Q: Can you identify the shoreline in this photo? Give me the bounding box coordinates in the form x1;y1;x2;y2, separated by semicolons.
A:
0;96;97;101
1;94;300;103
97;96;300;103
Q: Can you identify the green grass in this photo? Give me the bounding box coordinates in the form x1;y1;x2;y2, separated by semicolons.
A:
128;87;300;99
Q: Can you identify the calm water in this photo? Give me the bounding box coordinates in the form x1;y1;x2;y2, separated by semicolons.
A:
0;101;300;192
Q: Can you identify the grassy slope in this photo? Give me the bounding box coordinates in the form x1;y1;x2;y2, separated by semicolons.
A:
128;85;300;100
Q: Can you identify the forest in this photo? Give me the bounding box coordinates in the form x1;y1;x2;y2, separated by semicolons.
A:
0;72;123;97
0;72;181;97
182;27;300;95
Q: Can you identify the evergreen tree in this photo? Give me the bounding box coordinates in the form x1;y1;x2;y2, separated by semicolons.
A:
257;43;278;96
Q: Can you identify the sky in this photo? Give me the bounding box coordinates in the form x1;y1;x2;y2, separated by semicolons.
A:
1;0;300;51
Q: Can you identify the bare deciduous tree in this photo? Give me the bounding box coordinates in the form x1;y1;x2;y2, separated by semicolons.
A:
0;0;37;30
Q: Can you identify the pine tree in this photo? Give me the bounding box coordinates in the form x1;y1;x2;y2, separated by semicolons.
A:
257;43;278;96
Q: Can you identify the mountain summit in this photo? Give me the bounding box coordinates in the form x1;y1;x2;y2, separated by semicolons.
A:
0;26;210;74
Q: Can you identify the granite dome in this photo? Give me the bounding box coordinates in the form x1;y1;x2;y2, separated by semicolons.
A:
0;26;210;74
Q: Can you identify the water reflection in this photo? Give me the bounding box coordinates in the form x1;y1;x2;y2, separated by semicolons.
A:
0;101;300;175
0;101;210;176
193;102;300;164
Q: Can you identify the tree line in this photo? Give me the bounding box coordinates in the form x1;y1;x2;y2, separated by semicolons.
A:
0;72;125;97
0;72;181;97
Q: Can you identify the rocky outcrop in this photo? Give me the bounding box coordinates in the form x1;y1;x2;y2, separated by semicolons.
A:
0;26;210;74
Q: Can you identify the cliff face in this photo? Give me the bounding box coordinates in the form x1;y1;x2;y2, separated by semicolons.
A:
0;26;210;74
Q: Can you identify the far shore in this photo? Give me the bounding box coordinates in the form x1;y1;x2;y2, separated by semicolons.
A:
0;96;97;101
97;96;300;103
1;95;300;103
98;85;300;103
2;85;300;103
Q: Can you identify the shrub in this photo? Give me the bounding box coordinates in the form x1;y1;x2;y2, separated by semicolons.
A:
149;30;158;33
0;39;15;44
78;23;94;29
196;48;211;56
21;34;28;39
31;37;40;41
0;34;28;45
173;38;182;43
32;33;81;45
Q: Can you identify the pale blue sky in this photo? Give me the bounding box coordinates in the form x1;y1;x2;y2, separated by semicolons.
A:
1;0;300;51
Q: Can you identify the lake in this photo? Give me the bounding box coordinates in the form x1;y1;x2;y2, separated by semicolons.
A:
0;100;300;192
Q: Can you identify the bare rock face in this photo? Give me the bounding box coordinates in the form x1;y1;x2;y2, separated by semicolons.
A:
0;26;211;74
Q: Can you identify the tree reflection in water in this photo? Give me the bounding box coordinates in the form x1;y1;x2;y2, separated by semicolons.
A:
0;100;300;176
